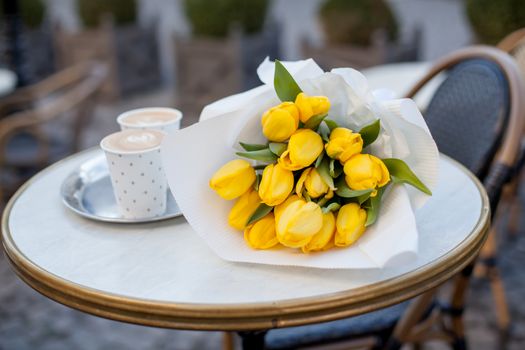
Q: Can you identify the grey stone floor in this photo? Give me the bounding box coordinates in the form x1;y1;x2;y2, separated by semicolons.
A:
1;89;525;349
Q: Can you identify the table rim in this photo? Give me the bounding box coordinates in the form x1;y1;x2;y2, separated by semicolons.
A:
1;148;491;331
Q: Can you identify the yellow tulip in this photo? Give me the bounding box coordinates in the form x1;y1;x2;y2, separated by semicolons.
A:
210;159;256;200
275;198;323;248
343;154;390;196
274;195;301;221
325;127;363;163
244;213;279;249
335;203;367;247
279;129;323;171
296;167;330;199
302;211;336;253
261;102;300;142
295;92;331;123
228;189;261;230
259;163;294;206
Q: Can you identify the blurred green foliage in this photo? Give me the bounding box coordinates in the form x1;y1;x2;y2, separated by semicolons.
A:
184;0;268;38
466;0;525;44
0;0;46;29
320;0;398;46
78;0;137;28
20;0;45;28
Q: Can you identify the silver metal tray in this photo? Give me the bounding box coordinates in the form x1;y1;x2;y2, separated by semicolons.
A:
60;154;182;223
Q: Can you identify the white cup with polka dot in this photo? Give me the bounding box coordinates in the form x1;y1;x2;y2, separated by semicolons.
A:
100;129;168;219
117;107;182;133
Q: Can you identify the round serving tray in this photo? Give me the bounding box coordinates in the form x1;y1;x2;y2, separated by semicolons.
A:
60;153;182;223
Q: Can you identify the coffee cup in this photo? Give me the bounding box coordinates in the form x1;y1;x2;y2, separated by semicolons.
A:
100;129;168;219
117;107;182;133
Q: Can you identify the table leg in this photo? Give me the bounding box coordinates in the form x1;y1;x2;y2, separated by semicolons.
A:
237;330;267;350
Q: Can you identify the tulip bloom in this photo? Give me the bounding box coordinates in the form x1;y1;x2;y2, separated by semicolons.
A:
302;211;336;253
228;189;261;230
244;212;279;249
335;203;367;247
261;102;300;142
209;159;256;200
344;154;390;196
295;92;331;123
275;198;323;248
325;127;363;163
274;195;300;221
259;163;294;206
296;167;331;199
279;129;323;171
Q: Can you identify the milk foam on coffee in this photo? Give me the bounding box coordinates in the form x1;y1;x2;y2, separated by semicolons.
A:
101;129;164;153
118;108;182;127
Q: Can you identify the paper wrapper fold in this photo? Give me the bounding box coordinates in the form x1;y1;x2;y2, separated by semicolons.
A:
162;58;439;269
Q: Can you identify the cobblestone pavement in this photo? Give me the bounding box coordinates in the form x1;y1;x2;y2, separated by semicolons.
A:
1;90;525;349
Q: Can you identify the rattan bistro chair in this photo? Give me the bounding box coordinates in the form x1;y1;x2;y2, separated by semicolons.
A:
399;46;525;349
496;30;525;238
259;46;525;350
462;29;525;338
0;62;106;203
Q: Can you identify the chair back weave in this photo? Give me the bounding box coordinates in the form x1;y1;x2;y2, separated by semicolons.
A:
406;46;525;211
424;59;509;179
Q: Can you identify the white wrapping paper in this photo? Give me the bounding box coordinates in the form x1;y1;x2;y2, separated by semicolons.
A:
161;58;439;269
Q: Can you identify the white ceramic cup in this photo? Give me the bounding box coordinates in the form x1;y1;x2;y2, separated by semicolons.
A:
100;129;168;219
117;107;183;133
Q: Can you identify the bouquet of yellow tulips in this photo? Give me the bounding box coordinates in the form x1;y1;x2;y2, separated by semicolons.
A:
209;61;431;253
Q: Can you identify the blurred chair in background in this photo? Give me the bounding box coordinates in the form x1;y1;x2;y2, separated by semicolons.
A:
403;45;524;349
174;34;241;126
496;29;525;237
262;46;525;350
0;62;106;205
176;0;278;125
53;0;161;101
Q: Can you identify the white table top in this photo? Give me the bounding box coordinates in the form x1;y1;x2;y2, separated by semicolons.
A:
2;148;489;330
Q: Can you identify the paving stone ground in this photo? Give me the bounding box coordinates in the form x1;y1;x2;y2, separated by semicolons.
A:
1;90;524;349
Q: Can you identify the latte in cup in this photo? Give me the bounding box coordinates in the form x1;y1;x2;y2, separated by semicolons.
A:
117;107;182;133
101;129;164;153
100;129;168;219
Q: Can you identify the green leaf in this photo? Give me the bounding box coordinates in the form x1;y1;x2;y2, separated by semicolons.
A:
324;119;339;131
274;60;302;102
357;192;371;205
304;114;327;130
317;158;336;190
239;142;267;152
254;174;262;191
236;149;277;163
316;195;330;208
269;142;287;156
329;159;343;178
246;203;273;227
365;188;385;227
382;158;432;195
315;151;324;168
335;177;373;198
302;189;311;202
319;124;330;142
322;202;341;214
359;119;381;148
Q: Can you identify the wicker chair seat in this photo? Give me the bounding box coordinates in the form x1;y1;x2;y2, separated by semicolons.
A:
266;302;409;350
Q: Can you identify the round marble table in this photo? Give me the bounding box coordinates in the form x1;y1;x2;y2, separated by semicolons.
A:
2;149;489;333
